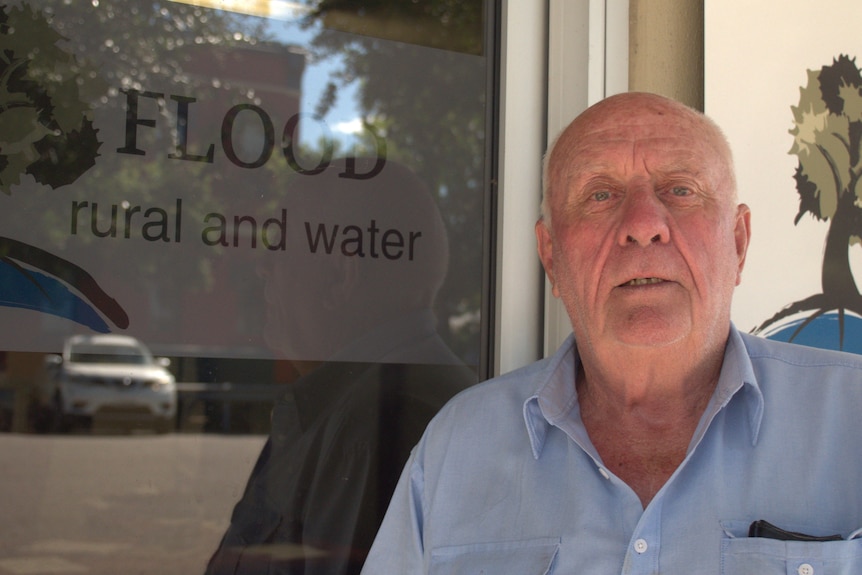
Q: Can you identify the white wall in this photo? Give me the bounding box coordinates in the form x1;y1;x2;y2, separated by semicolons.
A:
706;1;862;343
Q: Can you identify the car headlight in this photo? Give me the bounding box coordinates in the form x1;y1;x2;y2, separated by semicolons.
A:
145;379;173;390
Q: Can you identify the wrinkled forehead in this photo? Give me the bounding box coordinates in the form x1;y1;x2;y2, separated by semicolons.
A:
548;104;734;191
566;133;719;177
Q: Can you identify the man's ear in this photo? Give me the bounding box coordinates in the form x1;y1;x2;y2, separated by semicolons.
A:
535;218;559;297
734;203;751;286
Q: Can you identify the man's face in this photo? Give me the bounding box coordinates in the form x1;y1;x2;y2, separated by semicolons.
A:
537;95;750;358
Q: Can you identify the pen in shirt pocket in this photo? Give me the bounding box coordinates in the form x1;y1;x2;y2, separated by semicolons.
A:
748;520;846;542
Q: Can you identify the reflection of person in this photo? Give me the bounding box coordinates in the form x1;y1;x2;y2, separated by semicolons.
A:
205;159;476;575
256;158;458;365
360;93;862;574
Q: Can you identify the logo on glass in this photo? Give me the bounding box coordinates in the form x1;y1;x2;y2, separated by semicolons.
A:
0;4;127;333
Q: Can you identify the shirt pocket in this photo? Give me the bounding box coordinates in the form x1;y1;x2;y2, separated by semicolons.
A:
721;521;862;575
429;537;560;575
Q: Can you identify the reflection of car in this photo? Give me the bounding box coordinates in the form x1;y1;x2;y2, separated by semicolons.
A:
40;334;176;433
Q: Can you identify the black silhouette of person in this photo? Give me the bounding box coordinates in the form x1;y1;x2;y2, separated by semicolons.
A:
205;158;477;575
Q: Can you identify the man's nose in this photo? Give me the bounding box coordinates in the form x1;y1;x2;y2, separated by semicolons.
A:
617;188;671;246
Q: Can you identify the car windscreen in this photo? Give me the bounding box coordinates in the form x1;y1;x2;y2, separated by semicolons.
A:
68;345;151;365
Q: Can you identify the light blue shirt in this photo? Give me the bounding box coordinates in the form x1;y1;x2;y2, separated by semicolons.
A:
360;326;862;574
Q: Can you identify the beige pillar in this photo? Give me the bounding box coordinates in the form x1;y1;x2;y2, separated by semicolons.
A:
629;0;704;111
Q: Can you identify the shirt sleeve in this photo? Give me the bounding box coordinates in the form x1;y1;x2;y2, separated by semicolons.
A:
360;447;427;574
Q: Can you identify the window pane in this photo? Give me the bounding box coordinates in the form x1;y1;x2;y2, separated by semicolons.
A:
0;1;493;573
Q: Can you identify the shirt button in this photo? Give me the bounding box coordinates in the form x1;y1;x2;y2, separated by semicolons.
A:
634;539;648;554
598;467;610;480
798;564;814;575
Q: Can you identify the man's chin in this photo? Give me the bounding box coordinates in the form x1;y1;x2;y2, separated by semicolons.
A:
607;319;690;349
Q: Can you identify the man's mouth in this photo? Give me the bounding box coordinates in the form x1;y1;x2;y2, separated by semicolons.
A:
620;277;665;287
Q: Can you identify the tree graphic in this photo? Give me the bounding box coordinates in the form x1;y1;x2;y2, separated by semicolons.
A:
0;4;101;192
0;2;264;333
754;55;862;348
0;4;121;332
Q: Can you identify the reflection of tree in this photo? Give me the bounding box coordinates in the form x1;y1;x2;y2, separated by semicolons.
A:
38;1;268;94
1;0;489;362
755;55;862;348
307;0;483;54
0;5;101;193
1;1;274;335
0;5;118;330
301;0;488;363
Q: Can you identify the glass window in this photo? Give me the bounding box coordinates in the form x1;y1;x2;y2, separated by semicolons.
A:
0;1;495;573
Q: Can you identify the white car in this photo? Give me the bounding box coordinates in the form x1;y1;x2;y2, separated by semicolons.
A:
42;334;177;433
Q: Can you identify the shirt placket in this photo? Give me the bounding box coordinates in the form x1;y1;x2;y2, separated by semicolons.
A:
621;497;662;575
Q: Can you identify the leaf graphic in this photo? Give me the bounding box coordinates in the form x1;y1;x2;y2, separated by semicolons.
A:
818;55;862;115
790;69;829;158
808;113;850;219
0;4;103;194
839;83;862;123
794;165;823;224
0;106;53;161
790;59;861;222
28;117;100;188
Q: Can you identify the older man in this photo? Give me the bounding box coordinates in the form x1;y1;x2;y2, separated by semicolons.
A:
359;93;862;574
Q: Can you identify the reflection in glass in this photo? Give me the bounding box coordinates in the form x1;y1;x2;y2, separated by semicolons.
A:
33;334;177;434
206;159;477;574
0;1;491;574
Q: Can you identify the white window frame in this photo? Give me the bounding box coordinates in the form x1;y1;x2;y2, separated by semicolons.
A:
493;0;628;376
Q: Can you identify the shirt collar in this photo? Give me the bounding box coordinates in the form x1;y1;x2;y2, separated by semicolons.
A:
522;324;765;460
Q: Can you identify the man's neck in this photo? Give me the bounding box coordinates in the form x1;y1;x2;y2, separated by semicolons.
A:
575;344;724;508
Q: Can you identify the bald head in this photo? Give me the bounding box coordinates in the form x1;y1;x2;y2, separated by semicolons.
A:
541;93;737;222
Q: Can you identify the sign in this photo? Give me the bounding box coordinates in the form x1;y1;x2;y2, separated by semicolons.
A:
707;0;862;353
0;1;489;365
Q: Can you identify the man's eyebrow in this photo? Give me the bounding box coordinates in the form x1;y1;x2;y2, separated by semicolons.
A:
564;154;619;178
566;157;703;177
648;163;707;177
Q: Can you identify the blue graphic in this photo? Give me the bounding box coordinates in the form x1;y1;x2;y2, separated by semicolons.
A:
763;313;862;355
0;237;128;332
0;259;110;332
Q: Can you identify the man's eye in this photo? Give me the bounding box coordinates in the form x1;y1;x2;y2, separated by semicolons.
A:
592;190;611;202
670;186;691;196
